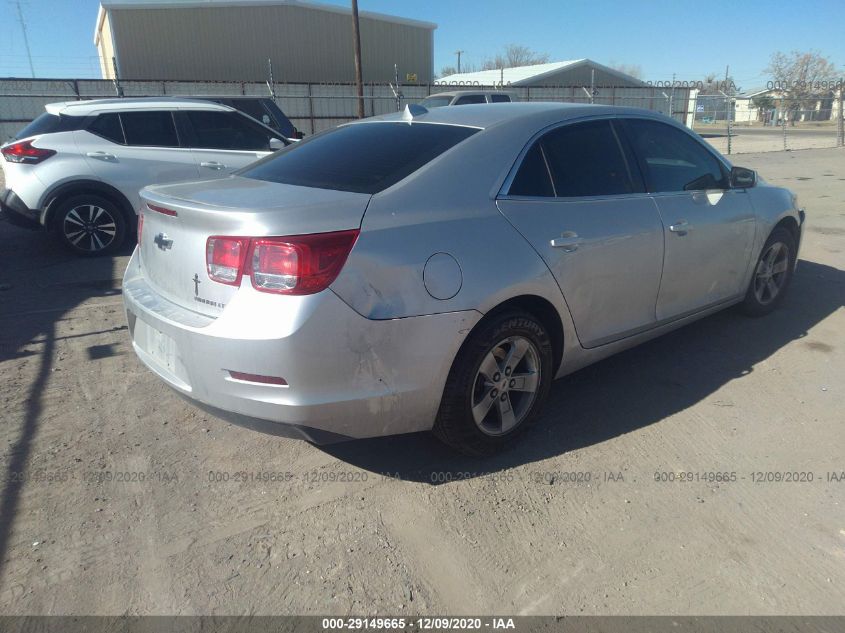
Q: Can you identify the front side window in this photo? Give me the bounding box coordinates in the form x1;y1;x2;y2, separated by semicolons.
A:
509;120;635;197
185;111;274;151
623;119;728;192
454;95;487;105
490;94;511;103
240;122;478;194
120;111;179;147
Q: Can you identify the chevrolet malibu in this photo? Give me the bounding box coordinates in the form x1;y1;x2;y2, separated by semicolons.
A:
124;103;804;455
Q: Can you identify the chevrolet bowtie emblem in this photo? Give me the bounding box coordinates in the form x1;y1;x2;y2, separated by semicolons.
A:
154;232;173;250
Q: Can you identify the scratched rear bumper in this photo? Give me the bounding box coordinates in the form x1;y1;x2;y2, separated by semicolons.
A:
122;248;479;439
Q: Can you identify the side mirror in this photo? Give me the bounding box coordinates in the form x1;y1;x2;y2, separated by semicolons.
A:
730;166;757;189
269;137;285;151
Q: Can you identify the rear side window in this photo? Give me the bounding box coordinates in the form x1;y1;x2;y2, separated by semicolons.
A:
623;119;728;192
490;94;511;103
15;113;81;140
240;122;478;194
121;111;179;147
510;120;634;197
184;111;274;151
541;120;634;197
420;96;452;108
226;99;275;127
454;95;487;105
87;113;125;144
509;144;554;197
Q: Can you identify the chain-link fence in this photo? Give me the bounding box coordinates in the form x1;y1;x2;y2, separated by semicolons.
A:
0;78;695;140
690;90;845;154
1;78;843;155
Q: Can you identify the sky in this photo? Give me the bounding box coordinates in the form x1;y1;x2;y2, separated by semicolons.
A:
1;0;844;91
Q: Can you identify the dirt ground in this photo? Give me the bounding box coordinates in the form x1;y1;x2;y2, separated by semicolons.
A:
0;147;843;616
699;124;843;154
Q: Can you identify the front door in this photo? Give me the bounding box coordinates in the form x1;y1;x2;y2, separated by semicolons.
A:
621;118;756;319
178;110;277;179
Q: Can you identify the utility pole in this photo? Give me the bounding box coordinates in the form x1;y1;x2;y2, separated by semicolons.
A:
13;0;35;78
351;0;365;119
454;50;464;74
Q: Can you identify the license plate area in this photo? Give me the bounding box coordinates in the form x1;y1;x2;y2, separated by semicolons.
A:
132;315;191;390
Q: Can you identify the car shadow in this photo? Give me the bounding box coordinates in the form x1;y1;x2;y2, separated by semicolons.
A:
323;260;845;484
0;221;133;587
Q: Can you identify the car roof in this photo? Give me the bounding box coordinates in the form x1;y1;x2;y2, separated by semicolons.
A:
355;102;668;131
44;97;235;116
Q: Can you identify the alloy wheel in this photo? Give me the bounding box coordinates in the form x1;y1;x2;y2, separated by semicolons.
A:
471;335;541;436
753;241;790;305
63;204;118;253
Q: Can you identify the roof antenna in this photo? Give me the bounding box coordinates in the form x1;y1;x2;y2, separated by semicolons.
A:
402;103;427;121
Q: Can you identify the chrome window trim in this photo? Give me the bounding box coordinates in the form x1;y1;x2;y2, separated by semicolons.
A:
497;112;733;200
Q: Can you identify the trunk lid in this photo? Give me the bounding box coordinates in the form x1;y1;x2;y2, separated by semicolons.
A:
138;175;370;317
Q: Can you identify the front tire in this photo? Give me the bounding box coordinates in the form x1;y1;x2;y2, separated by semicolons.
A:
50;195;127;256
434;310;553;456
741;227;796;317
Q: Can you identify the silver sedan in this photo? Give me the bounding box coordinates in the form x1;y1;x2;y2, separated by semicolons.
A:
123;103;804;455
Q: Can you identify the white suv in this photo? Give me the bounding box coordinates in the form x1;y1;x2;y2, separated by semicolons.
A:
0;98;287;255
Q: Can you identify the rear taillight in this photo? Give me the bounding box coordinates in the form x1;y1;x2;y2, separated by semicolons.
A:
1;139;56;164
207;236;249;285
137;213;144;246
205;230;359;295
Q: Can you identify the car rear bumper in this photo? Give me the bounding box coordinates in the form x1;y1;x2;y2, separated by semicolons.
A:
1;188;41;229
122;248;479;442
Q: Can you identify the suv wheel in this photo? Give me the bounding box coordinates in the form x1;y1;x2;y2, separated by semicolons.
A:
51;195;127;256
434;310;553;455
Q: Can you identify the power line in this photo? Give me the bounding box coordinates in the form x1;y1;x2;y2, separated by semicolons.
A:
11;0;35;78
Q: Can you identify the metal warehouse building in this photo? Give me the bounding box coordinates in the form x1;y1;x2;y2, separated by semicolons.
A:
437;59;646;88
94;0;436;83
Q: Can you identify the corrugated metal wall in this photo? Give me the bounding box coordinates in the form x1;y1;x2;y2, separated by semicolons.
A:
104;4;433;83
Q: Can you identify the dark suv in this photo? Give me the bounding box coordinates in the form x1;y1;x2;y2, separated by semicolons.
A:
198;97;302;138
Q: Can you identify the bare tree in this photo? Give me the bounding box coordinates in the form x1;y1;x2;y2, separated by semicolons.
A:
481;45;550;70
766;50;840;123
438;62;479;78
609;63;642;79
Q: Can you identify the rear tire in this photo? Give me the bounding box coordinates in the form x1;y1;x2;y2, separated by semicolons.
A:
434;310;553;456
741;227;796;317
49;194;127;257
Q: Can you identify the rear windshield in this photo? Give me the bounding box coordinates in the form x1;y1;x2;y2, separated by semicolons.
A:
239;122;478;194
15;113;79;140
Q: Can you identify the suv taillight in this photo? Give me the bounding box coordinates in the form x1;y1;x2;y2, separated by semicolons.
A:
205;230;359;295
1;139;56;164
137;212;144;246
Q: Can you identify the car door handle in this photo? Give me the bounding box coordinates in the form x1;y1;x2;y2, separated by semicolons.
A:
669;221;691;235
550;231;581;252
200;161;226;170
86;151;116;161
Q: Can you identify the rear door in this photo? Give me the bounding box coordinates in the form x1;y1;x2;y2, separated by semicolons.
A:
75;110;199;211
178;110;280;178
497;118;665;348
621;118;756;319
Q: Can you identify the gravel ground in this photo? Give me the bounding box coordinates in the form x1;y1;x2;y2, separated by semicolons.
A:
0;147;843;616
